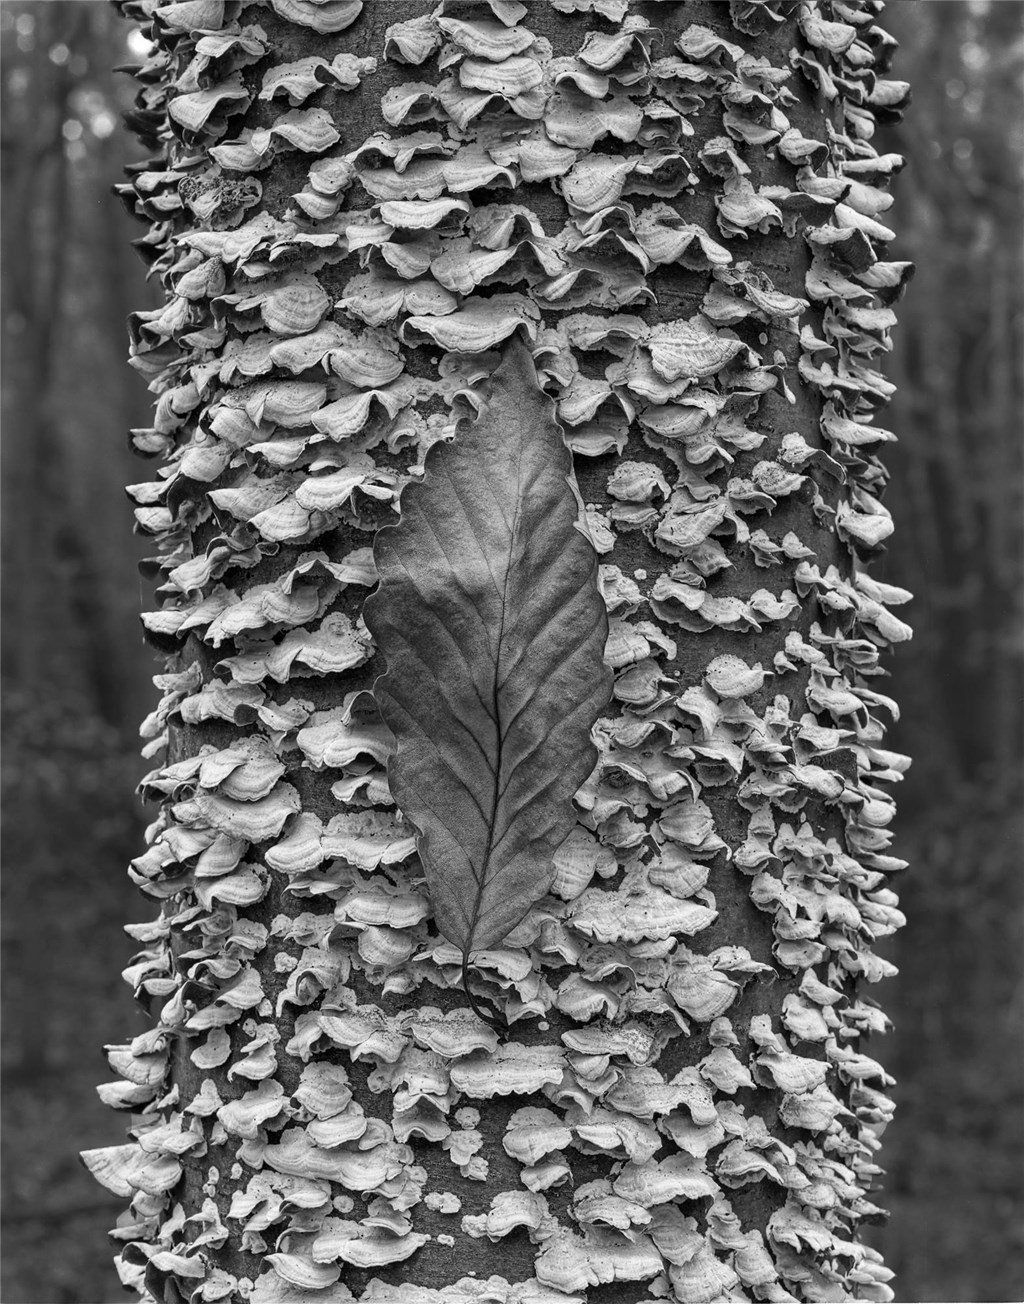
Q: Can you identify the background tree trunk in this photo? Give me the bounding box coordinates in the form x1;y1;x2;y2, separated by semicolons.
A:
0;14;159;1289
89;2;911;1300
865;4;1024;1295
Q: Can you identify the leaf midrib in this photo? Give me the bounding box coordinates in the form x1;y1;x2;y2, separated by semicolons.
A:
463;430;527;951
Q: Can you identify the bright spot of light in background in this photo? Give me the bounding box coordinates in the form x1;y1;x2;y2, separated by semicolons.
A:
63;119;84;142
49;42;70;66
70;87;120;140
961;39;987;73
91;109;117;139
15;10;35;51
126;28;154;58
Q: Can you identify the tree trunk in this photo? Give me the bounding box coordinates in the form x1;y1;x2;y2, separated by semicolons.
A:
87;2;912;1300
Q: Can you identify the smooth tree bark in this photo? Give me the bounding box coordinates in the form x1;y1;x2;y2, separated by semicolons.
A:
86;1;913;1301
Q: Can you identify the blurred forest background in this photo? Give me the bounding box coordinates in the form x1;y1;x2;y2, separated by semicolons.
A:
1;2;1021;1301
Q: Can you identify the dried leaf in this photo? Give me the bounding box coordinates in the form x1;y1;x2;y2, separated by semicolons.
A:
365;338;611;1008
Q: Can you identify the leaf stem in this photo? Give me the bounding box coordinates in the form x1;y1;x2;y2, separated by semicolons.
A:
460;948;505;1035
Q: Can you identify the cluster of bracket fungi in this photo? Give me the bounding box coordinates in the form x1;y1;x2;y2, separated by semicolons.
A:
86;0;912;1300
